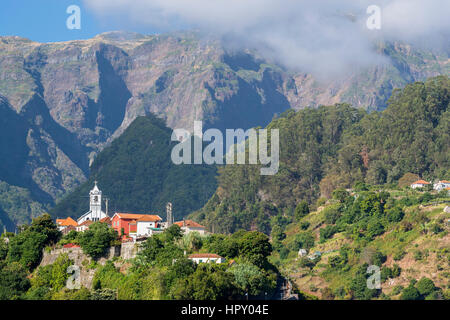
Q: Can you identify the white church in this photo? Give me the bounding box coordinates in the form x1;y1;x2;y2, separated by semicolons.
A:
77;181;108;224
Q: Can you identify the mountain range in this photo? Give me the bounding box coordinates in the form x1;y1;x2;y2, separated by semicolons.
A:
0;30;449;230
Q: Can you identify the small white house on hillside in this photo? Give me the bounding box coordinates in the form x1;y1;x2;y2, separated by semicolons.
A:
174;220;207;235
410;180;431;189
298;249;308;257
136;216;163;237
433;180;450;191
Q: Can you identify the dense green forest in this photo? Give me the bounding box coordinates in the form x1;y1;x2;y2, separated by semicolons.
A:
50;115;217;221
191;76;449;234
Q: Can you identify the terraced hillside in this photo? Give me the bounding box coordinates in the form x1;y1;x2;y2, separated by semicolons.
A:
271;188;450;300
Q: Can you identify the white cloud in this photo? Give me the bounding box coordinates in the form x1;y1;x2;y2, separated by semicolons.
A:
382;0;449;39
83;0;450;77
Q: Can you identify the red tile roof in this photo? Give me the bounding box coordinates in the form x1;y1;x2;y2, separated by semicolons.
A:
137;216;161;222
78;220;93;227
412;180;430;185
100;216;111;224
188;253;222;259
63;243;80;248
439;180;450;183
115;213;162;222
174;220;205;228
56;217;78;227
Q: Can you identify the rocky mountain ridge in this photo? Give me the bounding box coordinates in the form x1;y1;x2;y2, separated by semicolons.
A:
0;31;448;229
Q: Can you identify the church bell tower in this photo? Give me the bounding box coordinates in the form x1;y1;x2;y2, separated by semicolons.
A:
89;181;102;221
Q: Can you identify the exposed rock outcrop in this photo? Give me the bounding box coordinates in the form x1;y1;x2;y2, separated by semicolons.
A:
39;243;139;289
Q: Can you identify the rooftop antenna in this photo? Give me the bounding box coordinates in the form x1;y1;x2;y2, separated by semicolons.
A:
166;202;173;227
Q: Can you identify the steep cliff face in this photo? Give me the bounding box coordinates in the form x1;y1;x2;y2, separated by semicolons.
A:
0;31;448;229
39;243;138;289
287;41;450;112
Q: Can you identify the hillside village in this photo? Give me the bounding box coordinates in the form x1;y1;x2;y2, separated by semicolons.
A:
0;178;281;300
410;180;450;191
56;177;450;239
1;172;449;300
54;182;220;264
47;177;450;300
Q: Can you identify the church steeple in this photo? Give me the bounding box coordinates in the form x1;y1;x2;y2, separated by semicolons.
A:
77;181;107;224
89;181;102;221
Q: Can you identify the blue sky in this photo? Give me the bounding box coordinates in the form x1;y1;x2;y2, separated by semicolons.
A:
0;0;160;43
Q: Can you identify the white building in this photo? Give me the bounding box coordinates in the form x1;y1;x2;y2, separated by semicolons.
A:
433;180;450;191
136;216;163;237
77;181;108;224
76;220;93;232
174;220;207;235
188;253;225;264
410;180;431;189
55;217;77;231
298;249;308;257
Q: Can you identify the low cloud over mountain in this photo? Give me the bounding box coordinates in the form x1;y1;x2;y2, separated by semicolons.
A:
84;0;450;77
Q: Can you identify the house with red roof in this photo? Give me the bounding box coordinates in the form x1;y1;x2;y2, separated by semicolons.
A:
61;225;76;235
136;215;164;238
410;180;431;189
56;217;78;231
174;219;207;235
111;213;162;238
63;243;80;248
433;180;450;191
76;220;93;232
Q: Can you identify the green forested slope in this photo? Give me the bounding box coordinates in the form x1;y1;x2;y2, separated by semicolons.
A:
192;76;450;234
50;115;217;221
0;33;448;230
